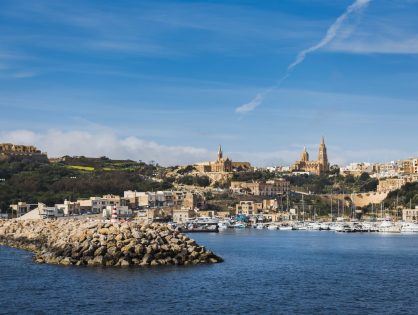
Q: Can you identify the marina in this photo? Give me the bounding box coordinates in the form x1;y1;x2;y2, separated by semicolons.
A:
175;216;418;234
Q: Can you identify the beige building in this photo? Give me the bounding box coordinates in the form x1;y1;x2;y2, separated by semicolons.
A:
291;137;330;175
403;207;418;222
230;179;290;196
77;197;109;213
55;200;80;216
10;202;32;218
173;209;196;223
236;201;263;215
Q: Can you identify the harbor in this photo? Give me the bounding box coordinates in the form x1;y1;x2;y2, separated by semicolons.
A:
174;216;418;234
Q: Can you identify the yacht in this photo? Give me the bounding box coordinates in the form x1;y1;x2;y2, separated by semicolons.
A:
401;222;418;233
267;224;278;230
379;220;401;233
319;223;330;231
279;225;293;231
218;220;231;230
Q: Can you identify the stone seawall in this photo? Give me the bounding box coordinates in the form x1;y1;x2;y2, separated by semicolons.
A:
0;219;223;267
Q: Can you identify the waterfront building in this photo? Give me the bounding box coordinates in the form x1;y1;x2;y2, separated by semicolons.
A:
230;179;290;196
55;200;80;216
77;197;109;213
124;190;205;209
173;208;196;223
402;207;418;222
291;137;330;175
9;202;32;218
236;201;263;216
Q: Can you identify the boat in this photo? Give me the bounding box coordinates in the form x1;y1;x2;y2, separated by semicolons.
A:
401;222;418;233
218;220;231;229
379;220;401;233
307;222;321;231
279;225;293;231
180;220;219;233
255;223;264;230
267;224;278;230
232;222;246;229
319;223;330;231
335;223;354;233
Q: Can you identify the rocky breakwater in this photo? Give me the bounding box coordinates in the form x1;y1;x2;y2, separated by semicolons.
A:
0;219;223;267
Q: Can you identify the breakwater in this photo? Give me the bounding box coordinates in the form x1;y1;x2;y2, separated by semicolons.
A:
0;219;223;267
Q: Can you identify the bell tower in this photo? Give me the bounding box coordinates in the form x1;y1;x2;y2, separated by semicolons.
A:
217;144;223;161
318;136;329;172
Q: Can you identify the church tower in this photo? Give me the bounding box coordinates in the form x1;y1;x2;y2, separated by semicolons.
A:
318;136;329;172
300;146;309;162
217;144;223;161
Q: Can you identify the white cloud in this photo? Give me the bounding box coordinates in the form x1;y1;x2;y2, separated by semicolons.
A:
236;0;371;114
0;128;413;167
329;35;418;54
235;93;263;114
0;129;212;166
288;0;371;70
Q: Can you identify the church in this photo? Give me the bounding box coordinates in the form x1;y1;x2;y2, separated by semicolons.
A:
194;145;252;180
291;137;330;175
194;145;233;173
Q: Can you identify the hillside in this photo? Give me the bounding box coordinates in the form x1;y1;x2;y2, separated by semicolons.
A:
0;155;173;212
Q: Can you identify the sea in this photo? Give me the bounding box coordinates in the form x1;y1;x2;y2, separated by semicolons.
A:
1;230;418;315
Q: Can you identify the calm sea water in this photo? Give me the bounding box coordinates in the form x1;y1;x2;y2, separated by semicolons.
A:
1;230;418;315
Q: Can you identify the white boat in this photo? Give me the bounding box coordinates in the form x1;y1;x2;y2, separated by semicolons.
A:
255;223;264;230
218;220;231;229
267;224;278;230
401;223;418;233
319;223;330;231
307;222;321;230
279;226;293;231
379;220;401;233
335;223;354;233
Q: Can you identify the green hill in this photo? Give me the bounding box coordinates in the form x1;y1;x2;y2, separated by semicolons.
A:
0;155;172;213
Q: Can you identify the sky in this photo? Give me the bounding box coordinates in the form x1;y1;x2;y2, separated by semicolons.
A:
0;0;418;166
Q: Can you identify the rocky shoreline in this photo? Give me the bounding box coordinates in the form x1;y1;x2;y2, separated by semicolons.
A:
0;219;223;267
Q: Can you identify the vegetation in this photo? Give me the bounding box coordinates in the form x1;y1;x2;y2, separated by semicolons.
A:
176;175;210;187
0;156;173;213
284;172;378;195
384;182;418;209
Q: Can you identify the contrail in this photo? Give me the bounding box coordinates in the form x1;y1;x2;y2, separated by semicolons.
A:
235;0;371;114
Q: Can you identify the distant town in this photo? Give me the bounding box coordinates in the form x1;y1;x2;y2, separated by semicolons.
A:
1;138;418;232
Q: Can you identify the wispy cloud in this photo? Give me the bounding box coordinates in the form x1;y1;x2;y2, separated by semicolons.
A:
287;0;371;70
235;0;371;114
235;93;263;114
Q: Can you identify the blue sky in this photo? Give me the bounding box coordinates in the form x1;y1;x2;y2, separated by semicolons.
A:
0;0;418;166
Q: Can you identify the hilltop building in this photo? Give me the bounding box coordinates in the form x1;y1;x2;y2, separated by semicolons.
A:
194;145;252;182
291;137;330;175
0;143;47;161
